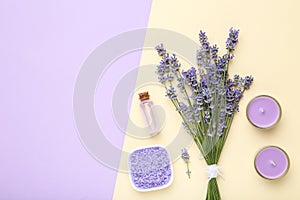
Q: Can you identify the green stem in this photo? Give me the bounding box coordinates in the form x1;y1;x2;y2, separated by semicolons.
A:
163;85;206;156
186;162;191;179
206;178;221;200
215;115;234;162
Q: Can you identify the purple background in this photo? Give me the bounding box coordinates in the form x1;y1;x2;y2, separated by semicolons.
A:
0;0;152;199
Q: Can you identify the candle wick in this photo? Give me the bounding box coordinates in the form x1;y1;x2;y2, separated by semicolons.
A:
270;160;276;167
259;107;265;113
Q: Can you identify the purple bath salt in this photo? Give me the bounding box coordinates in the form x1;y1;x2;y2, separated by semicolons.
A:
128;146;173;192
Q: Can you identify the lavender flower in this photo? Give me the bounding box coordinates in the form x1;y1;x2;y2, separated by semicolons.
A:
242;75;254;90
226;102;235;115
181;148;191;178
193;93;204;111
170;54;181;72
204;110;211;124
211;45;218;61
181;148;190;162
182;67;199;92
176;77;185;93
217;110;227;136
155;64;165;76
201;75;208;88
165;86;177;100
156;57;170;76
155;43;166;56
203;88;213;104
234;89;243;102
227;79;235;87
155;53;172;83
216;54;234;75
233;74;240;82
158;76;168;83
226;27;239;51
158;74;174;83
178;102;194;122
160;53;171;68
199;30;210;52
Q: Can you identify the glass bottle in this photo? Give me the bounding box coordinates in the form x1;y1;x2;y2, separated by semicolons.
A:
138;92;157;134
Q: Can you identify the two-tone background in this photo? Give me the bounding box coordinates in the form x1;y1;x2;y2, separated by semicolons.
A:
1;0;300;199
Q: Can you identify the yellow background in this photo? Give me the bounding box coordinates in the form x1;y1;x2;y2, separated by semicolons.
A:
113;0;300;199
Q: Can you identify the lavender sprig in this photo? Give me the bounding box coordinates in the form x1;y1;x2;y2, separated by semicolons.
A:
154;28;253;200
181;148;191;178
226;27;239;51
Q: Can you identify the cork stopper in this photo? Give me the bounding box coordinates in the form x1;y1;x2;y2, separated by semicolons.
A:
138;92;150;101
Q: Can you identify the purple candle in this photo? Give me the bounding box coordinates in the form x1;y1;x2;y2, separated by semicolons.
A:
255;146;290;179
247;95;281;128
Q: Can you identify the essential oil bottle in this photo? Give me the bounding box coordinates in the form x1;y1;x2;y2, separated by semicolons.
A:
138;92;157;134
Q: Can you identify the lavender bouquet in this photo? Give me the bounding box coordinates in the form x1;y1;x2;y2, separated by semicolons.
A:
155;28;253;200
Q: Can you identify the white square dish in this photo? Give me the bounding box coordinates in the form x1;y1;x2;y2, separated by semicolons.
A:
128;145;173;192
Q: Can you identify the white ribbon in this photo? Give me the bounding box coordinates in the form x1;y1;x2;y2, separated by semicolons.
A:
206;164;223;181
